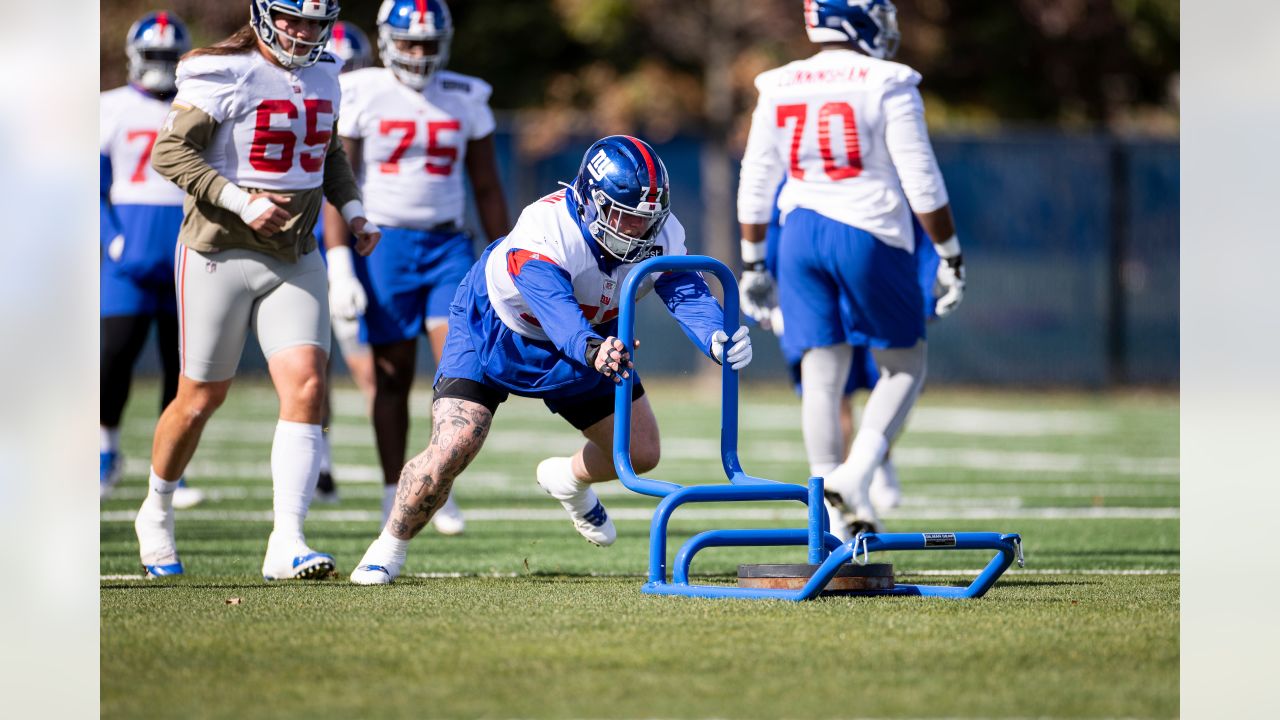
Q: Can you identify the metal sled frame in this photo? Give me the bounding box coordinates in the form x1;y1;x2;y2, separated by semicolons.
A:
612;255;1022;601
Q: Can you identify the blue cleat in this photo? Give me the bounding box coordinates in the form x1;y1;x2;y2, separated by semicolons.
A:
100;451;122;500
262;544;336;581
143;561;185;578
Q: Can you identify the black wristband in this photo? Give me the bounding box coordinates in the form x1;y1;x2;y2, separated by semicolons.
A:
584;337;604;366
944;254;963;269
744;260;766;272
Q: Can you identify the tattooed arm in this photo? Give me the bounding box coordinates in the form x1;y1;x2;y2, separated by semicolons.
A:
387;397;494;540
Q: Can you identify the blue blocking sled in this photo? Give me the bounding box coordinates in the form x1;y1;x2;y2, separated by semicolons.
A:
612;255;1023;601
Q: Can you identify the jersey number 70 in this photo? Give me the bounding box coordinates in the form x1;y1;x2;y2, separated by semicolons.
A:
776;102;862;181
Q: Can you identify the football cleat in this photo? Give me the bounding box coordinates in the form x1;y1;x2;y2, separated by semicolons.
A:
262;536;336;580
135;502;182;578
100;450;123;500
172;479;205;510
536;458;616;547
823;494;853;544
429;493;465;536
350;563;398;585
143;561;185;578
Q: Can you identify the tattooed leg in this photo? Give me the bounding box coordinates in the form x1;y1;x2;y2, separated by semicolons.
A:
386;397;493;540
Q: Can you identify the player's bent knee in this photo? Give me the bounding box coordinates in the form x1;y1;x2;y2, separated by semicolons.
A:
631;440;661;474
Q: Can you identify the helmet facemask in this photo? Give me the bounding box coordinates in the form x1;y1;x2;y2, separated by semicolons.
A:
128;48;182;94
252;1;339;69
378;28;451;89
585;186;669;263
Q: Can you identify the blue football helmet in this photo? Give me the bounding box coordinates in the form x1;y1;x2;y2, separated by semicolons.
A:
804;0;900;60
569;136;671;263
251;0;341;68
377;0;453;90
125;11;191;94
326;21;373;72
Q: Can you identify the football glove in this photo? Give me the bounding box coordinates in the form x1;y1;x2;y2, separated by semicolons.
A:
738;238;776;325
711;325;753;371
933;235;965;318
585;336;633;383
326;245;367;322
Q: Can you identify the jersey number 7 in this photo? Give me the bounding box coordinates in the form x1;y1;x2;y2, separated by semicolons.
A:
776;102;862;181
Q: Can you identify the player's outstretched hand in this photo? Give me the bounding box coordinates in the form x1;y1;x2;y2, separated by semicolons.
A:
711;325;753;371
738;269;777;327
243;192;292;236
350;217;382;256
586;336;634;384
935;255;966;317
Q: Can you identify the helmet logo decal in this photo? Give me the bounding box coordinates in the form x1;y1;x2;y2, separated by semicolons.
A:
302;1;328;16
587;149;613;181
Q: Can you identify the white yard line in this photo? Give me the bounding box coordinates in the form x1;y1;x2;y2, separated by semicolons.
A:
100;506;1179;523
100;568;1178;582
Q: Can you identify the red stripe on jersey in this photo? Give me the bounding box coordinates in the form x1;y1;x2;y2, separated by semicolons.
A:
506;248;559;277
621;135;660;204
519;312;542;327
538;189;567;204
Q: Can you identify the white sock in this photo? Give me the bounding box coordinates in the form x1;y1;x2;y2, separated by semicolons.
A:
382;484;398;524
540;456;588;496
101;427;121;454
318;428;333;474
800;345;853;477
270;420;324;544
838;428;889;512
361;528;410;570
142;467;181;512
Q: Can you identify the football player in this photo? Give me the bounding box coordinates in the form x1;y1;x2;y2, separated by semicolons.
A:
349;136;753;585
100;11;203;510
323;0;510;534
760;184;942;522
311;19;378;505
737;0;963;537
134;0;380;579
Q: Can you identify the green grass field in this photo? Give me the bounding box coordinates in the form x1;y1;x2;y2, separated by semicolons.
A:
101;378;1179;719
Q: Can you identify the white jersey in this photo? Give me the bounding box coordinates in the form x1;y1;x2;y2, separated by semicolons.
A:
338;68;495;230
738;49;949;252
171;50;343;191
484;190;688;341
100;86;186;206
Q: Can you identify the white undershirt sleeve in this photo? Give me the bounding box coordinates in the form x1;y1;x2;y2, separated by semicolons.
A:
883;85;949;214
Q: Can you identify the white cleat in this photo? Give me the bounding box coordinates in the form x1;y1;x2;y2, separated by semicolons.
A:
350;563;398;585
823;463;884;539
823;496;853;544
135;502;183;577
868;461;902;514
536;458;616;547
172;480;205;510
430;493;466;536
350;541;404;585
261;536;336;581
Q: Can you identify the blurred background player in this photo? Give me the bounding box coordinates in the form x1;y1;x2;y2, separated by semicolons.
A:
100;11;203;510
134;0;380;578
311;19;378;504
325;0;510;534
737;0;965;538
758;182;940;520
349;135;753;584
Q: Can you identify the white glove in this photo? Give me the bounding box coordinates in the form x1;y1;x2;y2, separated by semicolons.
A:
711;325;753;371
933;235;965;318
739;269;776;325
326;245;367;322
106;234;125;261
738;238;776;324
